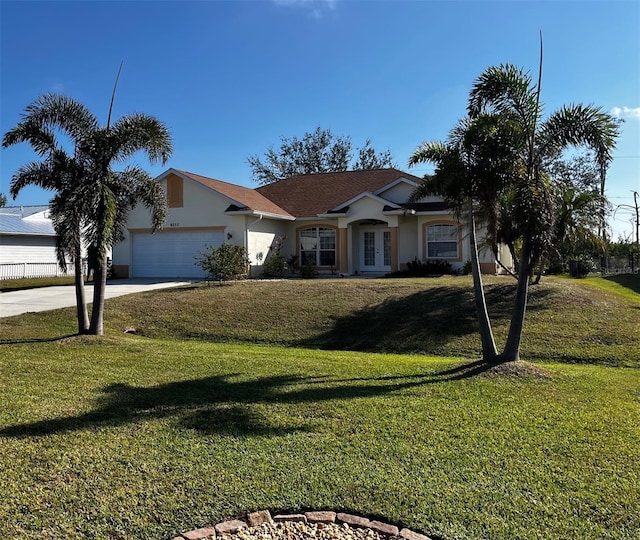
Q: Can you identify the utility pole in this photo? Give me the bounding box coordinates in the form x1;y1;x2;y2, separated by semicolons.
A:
614;191;640;246
612;191;640;273
634;191;639;248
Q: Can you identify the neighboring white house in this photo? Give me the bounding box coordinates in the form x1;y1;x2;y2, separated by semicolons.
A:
0;205;73;279
113;168;513;279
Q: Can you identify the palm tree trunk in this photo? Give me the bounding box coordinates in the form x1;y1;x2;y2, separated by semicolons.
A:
508;242;519;272
73;244;89;334
88;253;108;335
468;200;498;361
500;240;532;362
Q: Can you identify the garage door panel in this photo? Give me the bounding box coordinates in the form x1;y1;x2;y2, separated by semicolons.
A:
132;231;223;278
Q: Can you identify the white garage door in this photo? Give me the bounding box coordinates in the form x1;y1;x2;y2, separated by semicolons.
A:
132;230;224;278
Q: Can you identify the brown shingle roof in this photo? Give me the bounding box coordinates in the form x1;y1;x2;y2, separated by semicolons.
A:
176;170;292;217
256;168;424;218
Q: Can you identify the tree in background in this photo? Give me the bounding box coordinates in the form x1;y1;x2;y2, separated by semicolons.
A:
0;193;7;206
247;127;395;184
3;93;172;335
544;153;606;274
353;139;394;171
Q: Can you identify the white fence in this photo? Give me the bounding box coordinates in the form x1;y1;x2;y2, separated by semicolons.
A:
0;262;77;280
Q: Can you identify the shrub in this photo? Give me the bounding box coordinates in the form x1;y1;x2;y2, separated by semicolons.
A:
195;244;250;282
300;263;318;279
405;258;453;276
569;258;592;278
262;235;288;278
262;253;286;278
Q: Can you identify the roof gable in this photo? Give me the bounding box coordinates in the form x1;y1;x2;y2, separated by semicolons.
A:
158;169;293;218
328;192;402;214
373;177;420;196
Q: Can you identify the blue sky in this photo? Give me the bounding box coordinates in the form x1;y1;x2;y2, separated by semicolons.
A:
1;0;639;240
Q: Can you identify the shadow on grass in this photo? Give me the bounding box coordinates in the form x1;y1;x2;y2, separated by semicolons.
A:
298;287;477;353
0;362;505;439
298;283;554;354
603;273;640;295
0;334;77;345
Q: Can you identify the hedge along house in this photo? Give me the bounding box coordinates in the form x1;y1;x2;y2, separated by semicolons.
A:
112;168;511;279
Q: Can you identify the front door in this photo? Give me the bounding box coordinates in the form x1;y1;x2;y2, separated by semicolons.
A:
360;228;391;272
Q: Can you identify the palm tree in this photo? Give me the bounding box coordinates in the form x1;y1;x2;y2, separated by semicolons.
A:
546;183;606;269
86;163;168;334
467;63;620;362
409;114;518;361
3;93;172;335
3;102;96;333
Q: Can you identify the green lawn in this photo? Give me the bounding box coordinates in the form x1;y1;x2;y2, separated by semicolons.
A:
0;275;75;292
1;276;639;539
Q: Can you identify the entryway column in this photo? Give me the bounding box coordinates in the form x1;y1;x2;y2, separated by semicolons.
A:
390;226;398;272
339;227;348;274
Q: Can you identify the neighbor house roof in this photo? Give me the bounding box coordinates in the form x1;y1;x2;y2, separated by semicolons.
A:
0;210;56;236
0;205;50;218
256;168;425;218
175;170;293;218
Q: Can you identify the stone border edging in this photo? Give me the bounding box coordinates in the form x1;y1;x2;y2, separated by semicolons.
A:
173;510;433;540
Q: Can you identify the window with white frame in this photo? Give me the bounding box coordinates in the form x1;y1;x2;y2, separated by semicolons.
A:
426;224;458;258
300;227;336;266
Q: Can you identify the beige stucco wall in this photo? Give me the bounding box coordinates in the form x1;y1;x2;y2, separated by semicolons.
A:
247;217;290;277
397;216;419;268
377;182;416;204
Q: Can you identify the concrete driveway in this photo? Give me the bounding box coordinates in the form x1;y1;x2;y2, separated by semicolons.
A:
0;279;193;318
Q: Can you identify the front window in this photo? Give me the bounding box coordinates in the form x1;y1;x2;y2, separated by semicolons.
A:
427;224;458;258
300;227;336;266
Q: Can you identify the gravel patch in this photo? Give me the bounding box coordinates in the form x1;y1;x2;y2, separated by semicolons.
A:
172;511;433;540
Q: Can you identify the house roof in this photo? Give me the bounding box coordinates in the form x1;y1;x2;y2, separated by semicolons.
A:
174;170;293;218
1;205;50;218
0;211;56;236
256;168;425;218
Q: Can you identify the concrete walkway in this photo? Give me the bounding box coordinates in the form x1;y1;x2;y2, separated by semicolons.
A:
0;279;192;318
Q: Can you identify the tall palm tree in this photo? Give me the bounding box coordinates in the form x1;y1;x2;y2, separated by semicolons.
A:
409;114;518;361
78;111;171;335
3;103;96;333
3;93;172;335
467;63;620;361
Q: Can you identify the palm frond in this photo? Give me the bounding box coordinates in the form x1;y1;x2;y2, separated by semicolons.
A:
22;94;99;142
2;121;57;156
9;161;61;198
468;64;540;129
408;141;448;168
537;104;621;165
112;166;168;238
110;113;173;164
